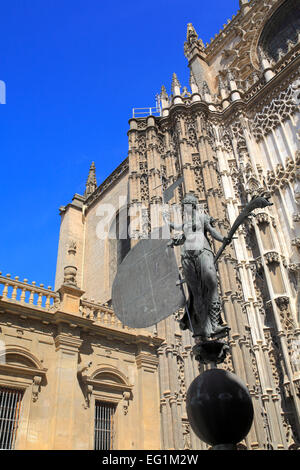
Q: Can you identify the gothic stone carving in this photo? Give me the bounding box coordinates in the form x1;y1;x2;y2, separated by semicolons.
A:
251;82;299;142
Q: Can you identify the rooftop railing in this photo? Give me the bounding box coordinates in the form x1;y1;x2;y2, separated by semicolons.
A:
80;298;132;331
132;106;161;118
0;272;136;333
0;273;59;311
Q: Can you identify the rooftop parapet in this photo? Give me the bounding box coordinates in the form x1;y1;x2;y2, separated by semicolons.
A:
0;272;59;310
0;271;155;336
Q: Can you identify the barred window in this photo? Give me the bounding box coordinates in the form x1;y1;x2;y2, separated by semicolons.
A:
94;401;116;450
0;387;23;450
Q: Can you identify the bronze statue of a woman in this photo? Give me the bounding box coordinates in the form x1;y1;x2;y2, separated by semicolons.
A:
164;193;230;340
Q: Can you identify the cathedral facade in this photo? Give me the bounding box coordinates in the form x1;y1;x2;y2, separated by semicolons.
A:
0;0;299;450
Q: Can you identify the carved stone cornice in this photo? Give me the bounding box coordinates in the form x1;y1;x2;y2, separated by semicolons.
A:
275;296;290;312
78;366;133;410
255;212;270;225
293;213;300;223
292;238;300;249
54;334;83;353
0;363;47;402
264;251;280;265
293;376;300;396
288;262;300;273
0;362;47;380
83;376;132;394
135;353;159;371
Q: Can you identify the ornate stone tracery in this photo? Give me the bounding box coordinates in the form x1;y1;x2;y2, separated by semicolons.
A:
266;154;300;193
251;81;300;141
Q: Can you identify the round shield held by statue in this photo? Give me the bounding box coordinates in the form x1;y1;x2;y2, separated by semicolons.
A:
112;234;185;329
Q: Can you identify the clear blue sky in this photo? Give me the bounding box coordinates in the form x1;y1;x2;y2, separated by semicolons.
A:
0;0;238;288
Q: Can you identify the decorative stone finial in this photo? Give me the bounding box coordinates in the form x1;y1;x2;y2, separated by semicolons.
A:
160;85;168;99
218;75;230;109
189;71;196;87
226;69;243;101
171;74;184;104
171;73;181;93
160;85;170;116
184;23;205;61
257;46;275;82
63;265;78;287
181;86;188;96
189;71;201;102
239;0;250;14
218;74;226;91
68;240;77;256
186;23;198;43
202;81;211;96
227;69;236;83
84;162;97;199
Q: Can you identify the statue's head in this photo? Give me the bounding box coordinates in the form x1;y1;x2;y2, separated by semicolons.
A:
251;192;273;208
182;193;198;208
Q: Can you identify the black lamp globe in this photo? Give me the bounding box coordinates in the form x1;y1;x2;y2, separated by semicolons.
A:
186;368;254;449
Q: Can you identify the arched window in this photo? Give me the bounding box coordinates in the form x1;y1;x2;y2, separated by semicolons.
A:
77;365;132;450
0;347;47;449
259;0;300;62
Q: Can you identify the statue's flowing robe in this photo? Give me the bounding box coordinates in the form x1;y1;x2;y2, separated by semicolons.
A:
178;216;223;337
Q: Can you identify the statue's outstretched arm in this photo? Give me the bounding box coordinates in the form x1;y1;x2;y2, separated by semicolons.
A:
162;211;183;231
163;211;185;247
205;217;226;243
208;225;226;243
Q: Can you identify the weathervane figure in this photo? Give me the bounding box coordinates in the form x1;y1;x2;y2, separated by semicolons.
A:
163;193;230;340
112;175;272;363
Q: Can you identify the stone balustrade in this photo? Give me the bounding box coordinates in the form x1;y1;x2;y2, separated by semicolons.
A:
0;272;59;311
0;272;132;332
80;298;131;330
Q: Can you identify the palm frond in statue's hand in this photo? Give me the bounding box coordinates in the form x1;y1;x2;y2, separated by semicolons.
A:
214;193;273;264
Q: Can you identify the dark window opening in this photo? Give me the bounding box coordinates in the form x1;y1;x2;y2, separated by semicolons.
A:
0;387;23;450
94;401;116;450
259;0;300;62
